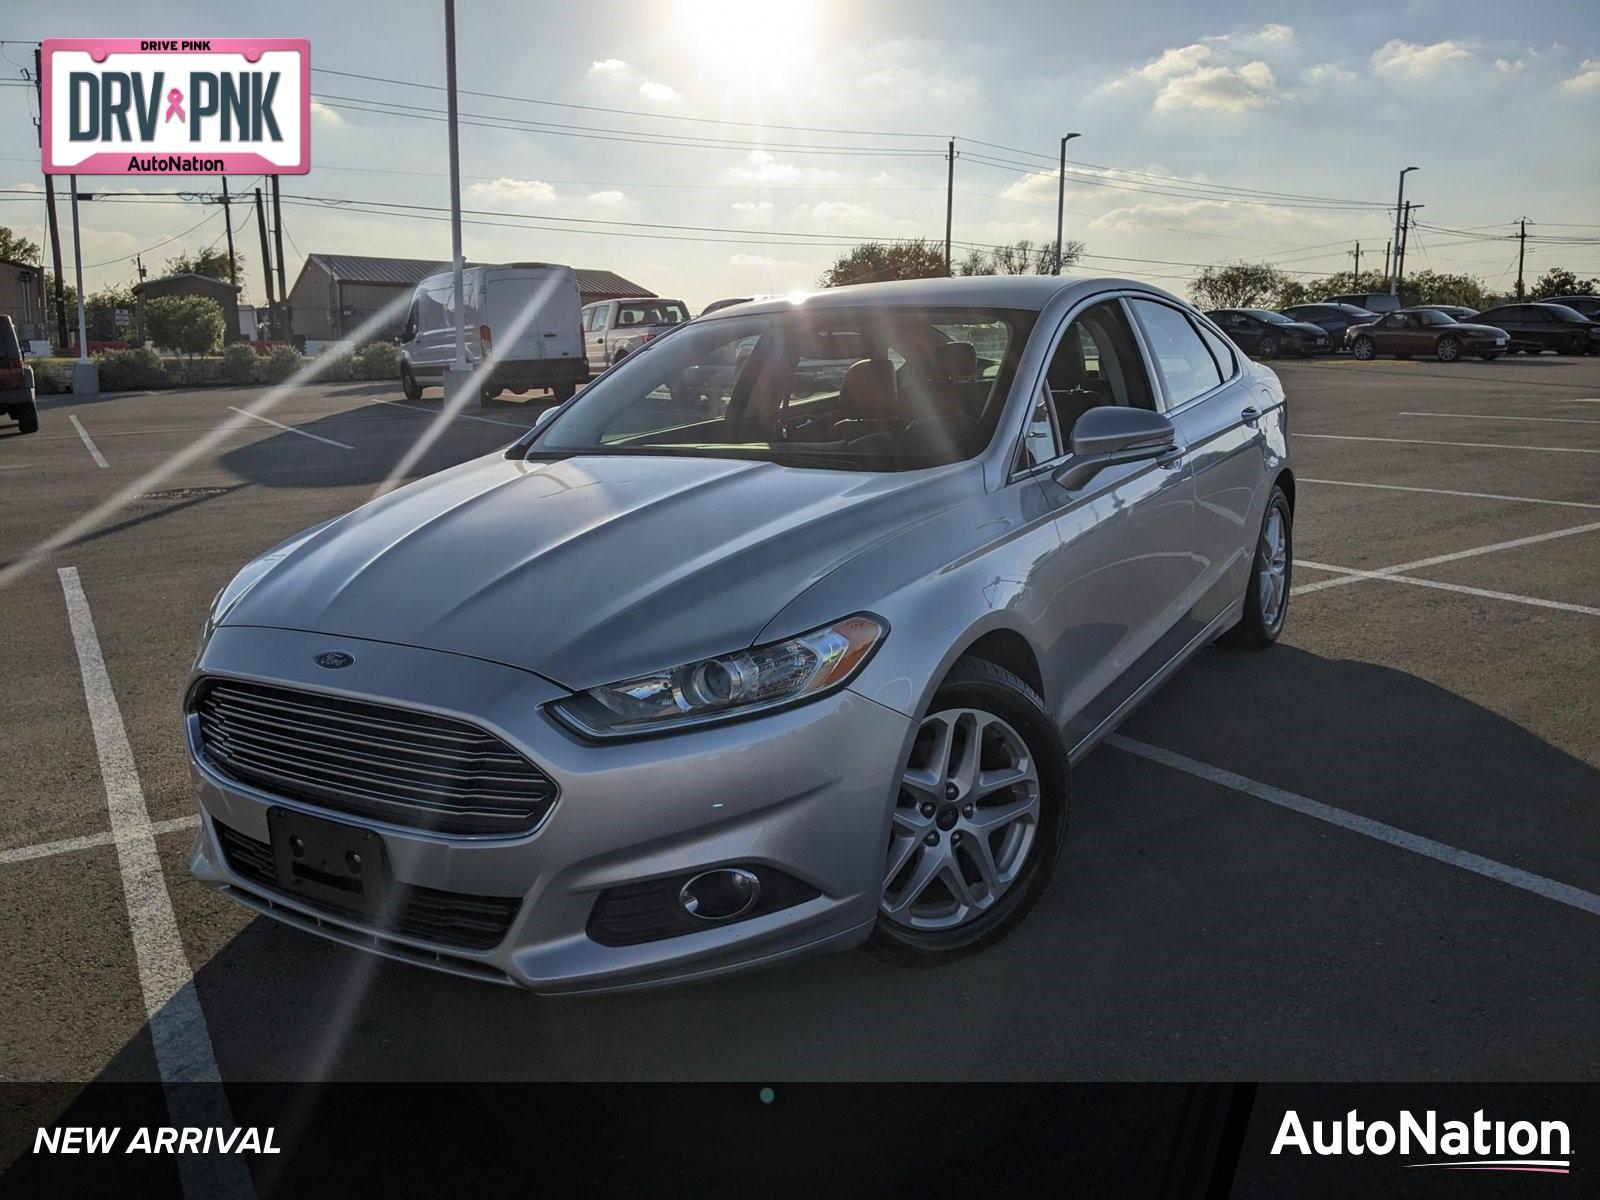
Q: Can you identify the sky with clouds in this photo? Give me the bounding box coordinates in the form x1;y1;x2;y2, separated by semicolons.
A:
3;0;1597;312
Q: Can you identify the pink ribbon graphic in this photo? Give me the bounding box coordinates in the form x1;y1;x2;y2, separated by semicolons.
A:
164;88;185;123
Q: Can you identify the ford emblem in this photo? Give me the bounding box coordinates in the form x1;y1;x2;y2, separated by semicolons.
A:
314;651;354;669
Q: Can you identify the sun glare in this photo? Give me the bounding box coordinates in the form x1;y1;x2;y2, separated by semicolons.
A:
677;0;818;88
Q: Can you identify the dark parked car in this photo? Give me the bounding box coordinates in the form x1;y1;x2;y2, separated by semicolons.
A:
1471;303;1600;355
1;315;38;435
1281;303;1379;342
1206;309;1331;359
1326;292;1400;314
1401;304;1479;321
1346;309;1508;362
1545;295;1600;320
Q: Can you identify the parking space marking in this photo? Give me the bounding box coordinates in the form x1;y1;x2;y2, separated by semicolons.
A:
1401;411;1600;426
68;414;109;468
1295;518;1600;595
0;815;200;868
227;405;354;449
1301;478;1600;511
1296;560;1600;617
375;398;534;429
1106;735;1600;919
1295;433;1600;455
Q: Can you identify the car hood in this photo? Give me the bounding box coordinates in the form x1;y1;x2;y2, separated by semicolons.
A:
221;452;979;690
1449;322;1508;337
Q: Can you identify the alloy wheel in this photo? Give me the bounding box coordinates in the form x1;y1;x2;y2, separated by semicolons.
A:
1352;337;1375;361
1258;336;1279;360
1258;507;1289;629
1437;336;1460;363
881;708;1041;931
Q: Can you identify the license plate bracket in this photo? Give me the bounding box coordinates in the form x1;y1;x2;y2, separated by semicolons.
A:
267;807;391;917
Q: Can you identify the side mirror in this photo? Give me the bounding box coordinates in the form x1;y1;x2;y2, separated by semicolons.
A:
503;403;561;459
1052;406;1178;490
531;404;560;432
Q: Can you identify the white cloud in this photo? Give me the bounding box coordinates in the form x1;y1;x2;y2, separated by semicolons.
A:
309;99;344;125
1138;43;1212;83
1208;23;1295;52
587;190;626;208
589;58;627;75
730;200;775;223
725;150;839;187
1562;59;1600;92
806;200;877;226
467;177;556;206
1156;61;1279;111
638;80;682;103
1302;62;1357;85
1371;40;1473;77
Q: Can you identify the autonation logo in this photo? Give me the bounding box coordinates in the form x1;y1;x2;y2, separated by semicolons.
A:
1273;1109;1572;1175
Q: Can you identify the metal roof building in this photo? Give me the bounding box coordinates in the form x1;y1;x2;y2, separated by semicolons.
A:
284;253;656;342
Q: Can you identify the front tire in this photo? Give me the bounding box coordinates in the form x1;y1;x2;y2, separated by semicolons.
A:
1257;335;1280;360
1220;484;1292;650
1436;335;1461;363
1351;336;1376;361
867;657;1068;966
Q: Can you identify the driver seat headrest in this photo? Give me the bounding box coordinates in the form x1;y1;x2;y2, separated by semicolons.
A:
932;341;977;380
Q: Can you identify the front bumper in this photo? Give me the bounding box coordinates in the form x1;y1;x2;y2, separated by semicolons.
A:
187;626;909;993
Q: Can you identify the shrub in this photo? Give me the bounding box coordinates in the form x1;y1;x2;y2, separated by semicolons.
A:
316;346;355;382
145;295;226;358
220;343;259;385
259;344;306;384
354;340;400;380
31;357;72;395
94;346;168;392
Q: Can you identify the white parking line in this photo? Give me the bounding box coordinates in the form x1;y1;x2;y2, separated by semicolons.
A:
68;414;109;468
58;567;253;1199
1295;433;1600;455
1301;478;1600;511
1297;561;1600;617
1107;735;1600;919
228;405;354;449
1295;518;1600;595
1401;411;1600;426
0;815;200;867
375;397;534;429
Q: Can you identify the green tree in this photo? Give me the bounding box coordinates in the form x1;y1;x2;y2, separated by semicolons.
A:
819;239;948;287
165;246;242;282
1188;262;1296;310
957;238;1084;276
145;294;225;361
86;286;139;342
1529;267;1597;300
0;225;40;265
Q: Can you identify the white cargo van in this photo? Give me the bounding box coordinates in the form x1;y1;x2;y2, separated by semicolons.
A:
399;263;588;405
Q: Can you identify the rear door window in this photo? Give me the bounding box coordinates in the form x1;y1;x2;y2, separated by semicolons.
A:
1128;299;1224;409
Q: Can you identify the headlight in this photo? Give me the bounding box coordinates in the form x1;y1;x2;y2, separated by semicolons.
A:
550;614;886;738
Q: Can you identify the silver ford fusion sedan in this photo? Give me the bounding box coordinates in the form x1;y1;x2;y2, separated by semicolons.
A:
187;276;1293;993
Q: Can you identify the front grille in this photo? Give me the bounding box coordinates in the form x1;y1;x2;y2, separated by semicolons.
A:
192;678;557;837
215;821;521;951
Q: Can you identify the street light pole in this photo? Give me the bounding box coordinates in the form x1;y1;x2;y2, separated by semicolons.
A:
67;176;98;393
1390;166;1417;295
1054;132;1080;275
442;0;471;403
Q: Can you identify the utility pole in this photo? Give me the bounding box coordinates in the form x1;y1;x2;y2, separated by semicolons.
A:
135;254;147;283
442;0;472;404
1515;218;1527;301
34;46;69;350
1054;132;1081;275
1395;201;1424;296
254;186;277;335
1382;240;1391;283
1390;165;1418;294
1350;242;1361;283
944;139;956;276
220;177;237;286
270;176;289;338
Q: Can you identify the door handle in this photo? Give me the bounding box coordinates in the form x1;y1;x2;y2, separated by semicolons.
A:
1239;406;1261;426
1157;447;1185;469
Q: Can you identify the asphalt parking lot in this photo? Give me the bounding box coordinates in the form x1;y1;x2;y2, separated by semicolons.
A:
1;356;1597;1085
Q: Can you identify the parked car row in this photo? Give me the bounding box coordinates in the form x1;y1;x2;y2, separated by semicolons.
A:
1204;296;1600;364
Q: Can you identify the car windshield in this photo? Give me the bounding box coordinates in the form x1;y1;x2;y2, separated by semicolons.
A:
1246;310;1294;324
535;305;1035;472
1418;310;1457;326
617;300;690;326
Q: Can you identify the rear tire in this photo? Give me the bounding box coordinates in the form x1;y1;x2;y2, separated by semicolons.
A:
1220;485;1292;651
1257;335;1279;360
14;400;38;434
400;364;421;401
552;382;576;402
866;656;1068;967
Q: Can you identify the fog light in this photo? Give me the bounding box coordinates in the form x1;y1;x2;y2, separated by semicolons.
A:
678;868;761;921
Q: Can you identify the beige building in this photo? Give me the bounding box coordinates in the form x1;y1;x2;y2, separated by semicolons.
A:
0;257;49;345
284;254;656;342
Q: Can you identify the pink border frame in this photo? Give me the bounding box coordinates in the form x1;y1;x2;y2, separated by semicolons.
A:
41;38;310;175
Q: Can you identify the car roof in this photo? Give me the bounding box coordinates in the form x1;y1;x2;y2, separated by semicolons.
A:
713;275;1179;317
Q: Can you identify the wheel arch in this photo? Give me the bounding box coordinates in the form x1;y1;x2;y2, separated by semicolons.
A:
1274;466;1295;513
951;627;1046;701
